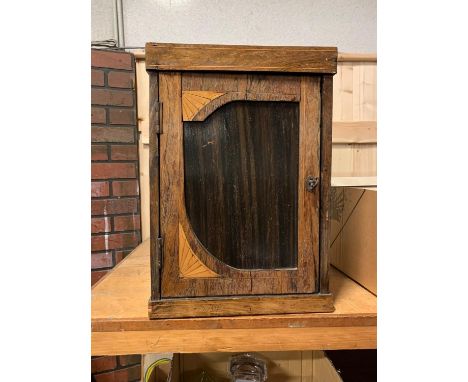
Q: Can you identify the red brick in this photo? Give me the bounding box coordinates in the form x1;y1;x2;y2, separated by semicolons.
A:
108;71;134;88
112;180;139;196
109;108;135;125
92;49;133;70
91;107;106;124
91;181;110;197
111;145;138;160
92;145;108;161
114;215;140;232
91;252;113;269
91;69;105;86
115;250;132;265
91;356;117;374
118;354;141;367
91;198;138;215
91;232;140;251
92;163;136;179
92;127;135;143
92;88;133;107
91;270;108;286
91;217;111;233
94;365;141;382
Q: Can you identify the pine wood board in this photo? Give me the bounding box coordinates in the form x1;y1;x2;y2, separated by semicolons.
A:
135;57;151;240
332;121;376;144
92;240;376;355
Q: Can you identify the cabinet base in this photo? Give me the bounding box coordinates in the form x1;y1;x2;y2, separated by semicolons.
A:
149;294;334;319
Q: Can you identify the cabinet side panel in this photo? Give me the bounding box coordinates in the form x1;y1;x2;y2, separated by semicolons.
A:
149;72;160;301
320;75;333;293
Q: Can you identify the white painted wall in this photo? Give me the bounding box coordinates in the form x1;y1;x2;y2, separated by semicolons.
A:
91;0;116;42
123;0;376;52
92;0;376;53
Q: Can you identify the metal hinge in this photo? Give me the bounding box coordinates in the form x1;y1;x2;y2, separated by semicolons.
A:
156;236;164;269
155;101;163;134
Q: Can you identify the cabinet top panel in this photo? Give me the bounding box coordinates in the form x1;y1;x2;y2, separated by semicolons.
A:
145;43;337;74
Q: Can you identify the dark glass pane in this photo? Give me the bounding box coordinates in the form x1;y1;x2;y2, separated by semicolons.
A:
184;101;299;269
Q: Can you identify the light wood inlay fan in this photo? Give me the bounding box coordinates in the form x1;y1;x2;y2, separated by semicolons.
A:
178;224;219;278
182;91;224;121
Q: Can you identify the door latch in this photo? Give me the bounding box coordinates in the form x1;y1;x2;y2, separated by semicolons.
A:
306;176;319;192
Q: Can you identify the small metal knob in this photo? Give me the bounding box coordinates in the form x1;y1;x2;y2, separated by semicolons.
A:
306;176;319;192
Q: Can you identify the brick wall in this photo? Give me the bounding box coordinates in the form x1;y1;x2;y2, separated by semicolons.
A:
91;49;141;382
92;355;141;382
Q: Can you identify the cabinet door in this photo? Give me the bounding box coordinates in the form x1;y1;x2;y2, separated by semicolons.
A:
159;72;321;298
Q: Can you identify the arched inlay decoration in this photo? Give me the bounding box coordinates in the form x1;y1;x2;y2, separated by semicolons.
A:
184;100;299;270
182;91;225;121
178;223;219;278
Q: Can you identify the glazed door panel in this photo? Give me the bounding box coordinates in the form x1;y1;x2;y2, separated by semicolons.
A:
159;72;321;298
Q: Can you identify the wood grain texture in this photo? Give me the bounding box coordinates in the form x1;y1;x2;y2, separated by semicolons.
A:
332;121;376;143
182;90;225;121
185;91;299;122
148;73;160;301
319;76;334;293
331;177;377;187
337;53;377;62
92;326;376;355
135;58;150;240
150;294;333;319
92;240;376;331
298;76;321;291
331;61;377;179
183;100;300;270
159;73;320;299
135;49;375;63
146;43;338;74
146;48;338;316
178;223;219;278
138;55;376;185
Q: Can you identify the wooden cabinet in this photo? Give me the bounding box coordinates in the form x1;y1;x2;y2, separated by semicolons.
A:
146;43;337;319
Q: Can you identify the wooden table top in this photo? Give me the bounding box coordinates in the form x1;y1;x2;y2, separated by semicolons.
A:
92;240;376;355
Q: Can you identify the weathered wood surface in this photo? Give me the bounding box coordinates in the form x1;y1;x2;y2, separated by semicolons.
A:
91;240;377;354
299;76;321;290
184;100;300;270
146;43;338;74
158;73;322;299
183;91;299;122
148;73;160;301
149;294;333;319
319;76;334;293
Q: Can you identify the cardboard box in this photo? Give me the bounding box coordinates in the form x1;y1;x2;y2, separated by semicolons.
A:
330;187;377;295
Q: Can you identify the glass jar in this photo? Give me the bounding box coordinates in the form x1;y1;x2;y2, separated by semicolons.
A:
229;354;267;382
